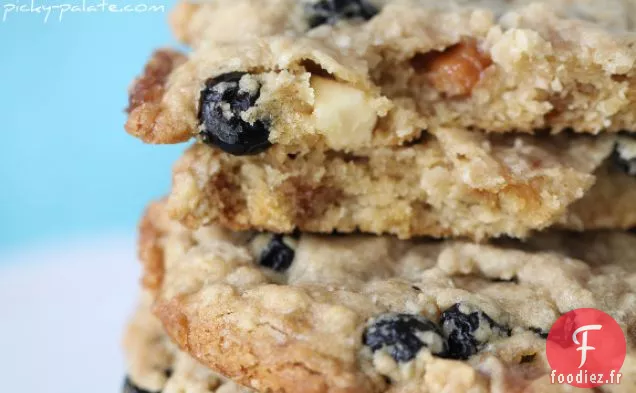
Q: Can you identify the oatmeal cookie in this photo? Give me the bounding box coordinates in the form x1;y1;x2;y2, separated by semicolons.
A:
129;0;636;139
165;130;636;239
139;200;636;393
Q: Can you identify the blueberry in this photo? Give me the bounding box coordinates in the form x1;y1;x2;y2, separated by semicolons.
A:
123;377;157;393
198;72;271;155
254;234;298;272
440;303;510;360
305;0;379;28
363;313;447;362
530;327;549;339
613;140;636;176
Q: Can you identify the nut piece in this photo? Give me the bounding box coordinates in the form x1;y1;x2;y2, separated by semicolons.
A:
413;39;492;98
311;76;378;150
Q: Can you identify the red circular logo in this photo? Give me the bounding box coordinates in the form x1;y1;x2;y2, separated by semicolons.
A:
546;308;626;388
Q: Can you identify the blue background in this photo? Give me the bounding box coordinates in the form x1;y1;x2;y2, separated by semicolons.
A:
0;0;185;252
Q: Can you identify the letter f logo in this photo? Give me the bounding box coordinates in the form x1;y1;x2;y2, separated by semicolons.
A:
572;324;602;368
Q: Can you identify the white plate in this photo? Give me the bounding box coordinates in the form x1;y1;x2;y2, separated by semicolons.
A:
0;234;139;393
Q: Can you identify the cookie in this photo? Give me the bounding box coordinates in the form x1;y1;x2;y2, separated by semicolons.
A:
140;200;636;393
125;36;636;239
129;0;636;142
165;129;636;239
122;293;250;393
171;0;636;48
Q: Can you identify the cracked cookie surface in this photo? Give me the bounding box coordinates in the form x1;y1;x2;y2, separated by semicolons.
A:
142;0;636;137
140;200;636;393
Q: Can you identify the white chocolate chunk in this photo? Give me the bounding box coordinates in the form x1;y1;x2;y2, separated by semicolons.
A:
311;76;377;150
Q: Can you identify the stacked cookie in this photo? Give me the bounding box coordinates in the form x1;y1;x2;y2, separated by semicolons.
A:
122;1;636;392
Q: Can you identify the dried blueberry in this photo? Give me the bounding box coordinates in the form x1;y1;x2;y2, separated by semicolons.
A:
305;0;379;28
363;313;447;362
440;303;510;360
613;140;636;176
253;234;298;272
530;327;549;339
123;377;157;393
198;72;271;155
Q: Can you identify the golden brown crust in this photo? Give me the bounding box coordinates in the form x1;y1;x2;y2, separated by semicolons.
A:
124;49;190;144
153;298;191;348
124;294;251;393
156;306;375;393
126;50;183;114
